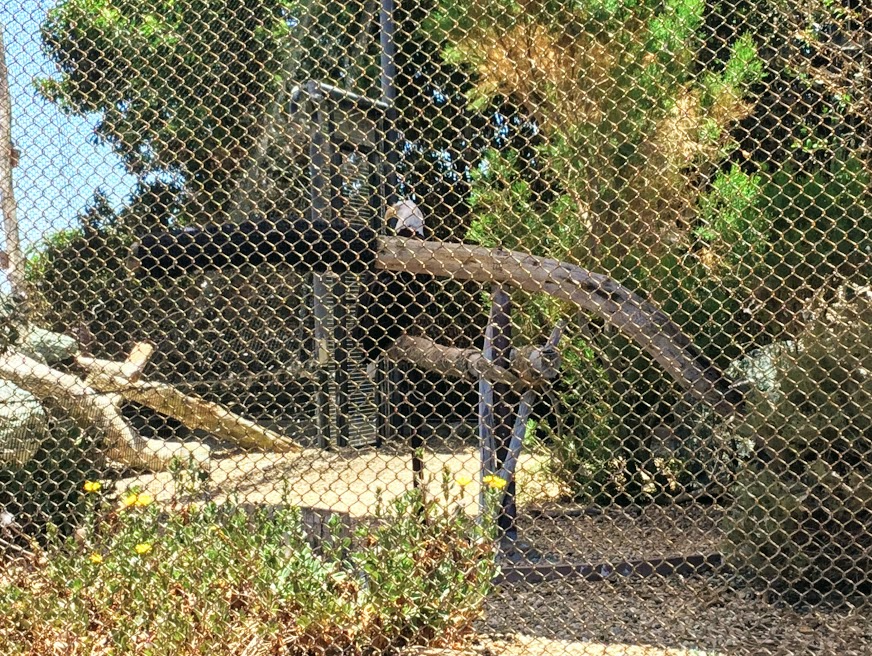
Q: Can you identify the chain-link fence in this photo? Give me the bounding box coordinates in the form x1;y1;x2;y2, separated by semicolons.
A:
0;0;870;654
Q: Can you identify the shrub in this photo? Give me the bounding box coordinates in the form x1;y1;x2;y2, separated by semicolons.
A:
0;472;498;655
0;296;104;544
0;404;103;544
723;284;872;604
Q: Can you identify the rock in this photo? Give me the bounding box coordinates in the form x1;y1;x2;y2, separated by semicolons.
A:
726;340;797;402
15;325;79;364
0;293;79;364
0;379;49;468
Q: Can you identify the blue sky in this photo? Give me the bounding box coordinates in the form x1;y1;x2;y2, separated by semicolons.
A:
2;1;136;255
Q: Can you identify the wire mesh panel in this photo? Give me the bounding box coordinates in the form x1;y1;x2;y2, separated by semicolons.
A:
0;1;871;655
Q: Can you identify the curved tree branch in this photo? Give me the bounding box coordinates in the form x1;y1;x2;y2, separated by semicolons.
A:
129;228;745;416
376;238;745;416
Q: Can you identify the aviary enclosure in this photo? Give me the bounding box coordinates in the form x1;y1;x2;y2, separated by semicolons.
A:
0;0;870;655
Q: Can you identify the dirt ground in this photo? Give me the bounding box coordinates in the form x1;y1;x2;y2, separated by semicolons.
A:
119;444;872;656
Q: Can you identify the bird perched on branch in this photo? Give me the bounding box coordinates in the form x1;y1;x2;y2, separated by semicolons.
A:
352;200;431;362
384;199;425;238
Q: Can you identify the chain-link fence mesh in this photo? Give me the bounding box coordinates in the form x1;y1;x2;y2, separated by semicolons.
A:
0;0;870;654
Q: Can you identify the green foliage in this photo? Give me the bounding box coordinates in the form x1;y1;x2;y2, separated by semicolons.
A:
25;187;311;423
0;294;102;544
723;284;872;604
39;0;381;220
532;340;621;502
764;158;872;291
701;33;764;109
441;0;872;507
0;405;103;543
695;166;766;267
0;472;497;655
464;144;772;500
41;0;278;215
353;479;499;648
25;189;150;357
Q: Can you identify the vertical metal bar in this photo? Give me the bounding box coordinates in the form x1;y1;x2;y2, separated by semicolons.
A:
478;364;495;483
312;274;332;449
378;0;397;104
332;275;350;447
498;322;566;483
490;288;515;540
306;80;353;446
307;80;332;224
479;286;513;533
375;3;400;444
498;390;536;484
378;0;399;204
408;366;424;493
308;80;336;449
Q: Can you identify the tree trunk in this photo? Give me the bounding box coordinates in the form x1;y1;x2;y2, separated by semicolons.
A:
0;350;208;471
0;26;25;297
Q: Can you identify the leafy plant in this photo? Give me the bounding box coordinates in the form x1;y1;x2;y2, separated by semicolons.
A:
723;284;872;604
0;470;498;655
0;405;103;545
438;0;774;503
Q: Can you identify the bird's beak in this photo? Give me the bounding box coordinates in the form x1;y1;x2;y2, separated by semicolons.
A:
384;206;398;222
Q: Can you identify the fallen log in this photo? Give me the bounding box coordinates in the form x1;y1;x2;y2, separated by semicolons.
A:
0;350;208;471
77;361;300;453
77;341;155;383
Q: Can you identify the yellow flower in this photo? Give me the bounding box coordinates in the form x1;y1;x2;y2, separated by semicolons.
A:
134;493;154;507
455;475;474;488
83;481;102;493
122;492;154;508
89;553;103;564
482;475;508;491
134;543;152;555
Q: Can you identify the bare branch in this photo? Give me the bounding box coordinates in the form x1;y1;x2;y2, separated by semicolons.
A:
376;238;743;416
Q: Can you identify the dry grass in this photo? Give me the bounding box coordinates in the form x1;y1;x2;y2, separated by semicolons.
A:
5;445;870;656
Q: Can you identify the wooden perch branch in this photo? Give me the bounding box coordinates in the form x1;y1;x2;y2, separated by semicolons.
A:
388;335;518;387
387;334;560;390
376;238;744;416
78;341;155;383
128;225;743;415
0;350;207;471
88;374;300;453
77;346;299;454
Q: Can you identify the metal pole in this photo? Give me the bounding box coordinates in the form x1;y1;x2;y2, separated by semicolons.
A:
479;287;515;539
312;274;332;449
332;275;350;447
378;0;405;451
307;80;332;223
308;81;336;448
378;0;399;205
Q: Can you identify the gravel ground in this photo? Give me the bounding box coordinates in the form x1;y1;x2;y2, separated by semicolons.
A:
478;576;872;656
512;504;724;563
117;445;872;656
